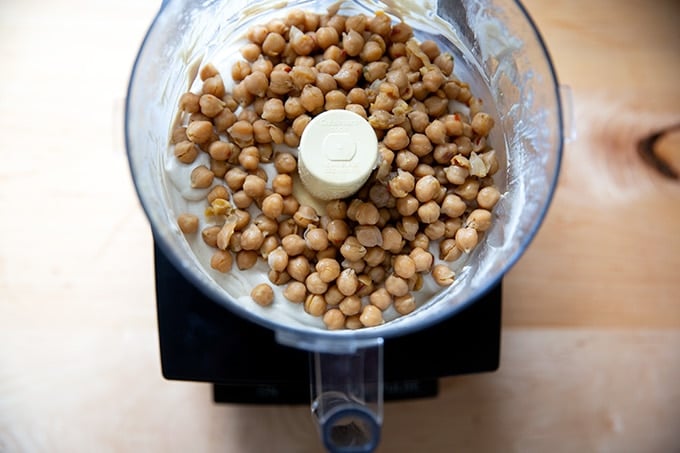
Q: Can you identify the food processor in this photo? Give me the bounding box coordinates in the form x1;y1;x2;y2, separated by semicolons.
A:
125;0;564;451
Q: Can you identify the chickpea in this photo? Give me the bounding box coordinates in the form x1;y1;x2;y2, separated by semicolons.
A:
406;247;431;273
422;68;445;93
337;268;359;296
364;246;386;267
267;244;288;272
477;186;501;210
395;195;418;217
356;226;383;248
326;219;350;246
393;254;416;279
388;169;415;198
381;126;409;151
190;165;214;189
251;283;274;306
381;226;404;253
291;29;316;56
247;25;269;44
228;120;255;149
305;294;326;316
417;200;440;224
385;274;409;297
347;88;368;107
255;194;282;221
316;258;341;283
439;238;463;262
261;32;286;57
369;288;392;311
241;71;268;98
444;165;469;185
222;168;245;192
345;315;363;330
368;11;391;36
186;120;213;144
354;202;380;225
201;226;220;248
340;29;364;57
269;269;291;285
261;98;285;123
178;93;200;114
325;90;347;110
316;26;339;49
288;255;311;282
432;264;455;286
293;205;319;228
177;213;199;234
241;174;265;198
317;59;341;76
394;293;416;315
479;150;499;175
174;141;198;164
412;175;439;203
454;177;481;201
340;236;367;262
231;61;251;82
396;216;419;241
305;227;329;251
424;220;446;240
358;305;382;327
466;208;492;232
444;217;462;239
334;60;363;91
323;45;346;65
346;199;362;222
210;249;233;273
324;201;345;221
471;112;495;136
455;227;478;253
305;272;328;295
367;184;392;209
424;96;448;117
284;281;307;303
274;152;297;174
323;308;346;330
237;224;263;251
281;234;306;256
231;191;254;212
361;40;384;62
325;285;344;306
439;194;466;219
203;75;225;98
424;119;447;145
210;159;229;179
234;250;257;271
339;295;362;316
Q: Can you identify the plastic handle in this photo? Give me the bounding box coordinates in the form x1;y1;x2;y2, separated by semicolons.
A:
310;339;384;453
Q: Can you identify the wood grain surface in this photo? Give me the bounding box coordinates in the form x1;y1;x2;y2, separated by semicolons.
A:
1;0;679;452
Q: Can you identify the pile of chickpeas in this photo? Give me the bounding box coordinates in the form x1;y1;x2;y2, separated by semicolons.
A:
172;9;502;330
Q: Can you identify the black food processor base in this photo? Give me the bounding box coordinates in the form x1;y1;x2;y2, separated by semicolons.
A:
154;243;501;404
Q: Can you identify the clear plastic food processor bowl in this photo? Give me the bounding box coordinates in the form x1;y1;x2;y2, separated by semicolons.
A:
125;0;563;451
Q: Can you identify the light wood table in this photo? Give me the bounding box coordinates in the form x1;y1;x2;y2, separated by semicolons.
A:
1;0;679;451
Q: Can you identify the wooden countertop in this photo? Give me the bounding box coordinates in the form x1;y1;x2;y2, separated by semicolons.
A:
1;0;679;451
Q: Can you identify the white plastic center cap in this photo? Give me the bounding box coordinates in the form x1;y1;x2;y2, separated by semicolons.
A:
298;110;378;200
